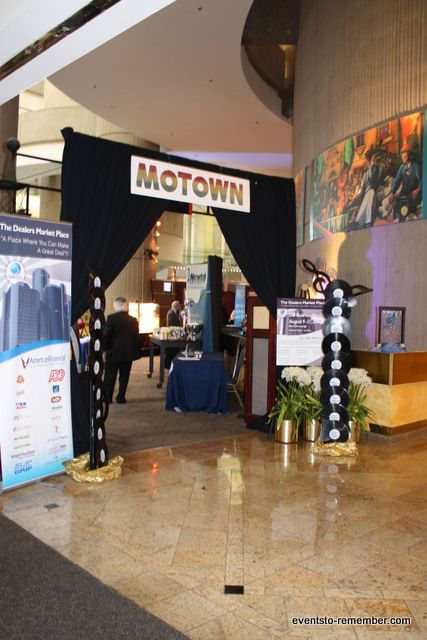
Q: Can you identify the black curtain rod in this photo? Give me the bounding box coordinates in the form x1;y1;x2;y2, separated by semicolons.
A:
16;152;62;164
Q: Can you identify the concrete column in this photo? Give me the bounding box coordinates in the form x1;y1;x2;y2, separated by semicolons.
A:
39;174;62;220
0;97;19;213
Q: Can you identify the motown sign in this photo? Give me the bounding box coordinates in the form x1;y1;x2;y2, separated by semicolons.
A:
130;155;251;212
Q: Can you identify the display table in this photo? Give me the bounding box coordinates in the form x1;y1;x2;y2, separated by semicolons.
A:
351;350;427;436
166;351;228;413
148;336;200;388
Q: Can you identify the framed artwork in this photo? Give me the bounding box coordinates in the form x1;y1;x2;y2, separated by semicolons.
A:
378;306;406;345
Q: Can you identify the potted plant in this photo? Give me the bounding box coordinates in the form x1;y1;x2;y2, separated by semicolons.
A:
268;367;311;443
302;367;323;441
347;367;376;442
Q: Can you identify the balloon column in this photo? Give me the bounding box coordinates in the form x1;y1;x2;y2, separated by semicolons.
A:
302;259;372;443
87;268;109;469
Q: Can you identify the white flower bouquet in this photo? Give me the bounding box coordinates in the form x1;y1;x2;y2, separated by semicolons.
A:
269;367;311;428
347;367;375;431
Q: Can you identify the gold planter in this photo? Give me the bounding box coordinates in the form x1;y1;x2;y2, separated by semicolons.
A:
275;419;299;444
348;420;361;444
304;419;320;442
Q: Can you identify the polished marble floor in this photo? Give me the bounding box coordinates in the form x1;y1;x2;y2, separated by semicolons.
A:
2;428;427;639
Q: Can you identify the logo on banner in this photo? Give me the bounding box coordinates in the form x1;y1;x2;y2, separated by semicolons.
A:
51;396;62;404
48;369;65;382
16;401;27;410
16;375;25;384
6;261;26;284
52;385;60;393
20;355;66;370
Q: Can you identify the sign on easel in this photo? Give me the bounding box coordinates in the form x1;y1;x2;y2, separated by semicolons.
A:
276;298;324;366
0;214;74;491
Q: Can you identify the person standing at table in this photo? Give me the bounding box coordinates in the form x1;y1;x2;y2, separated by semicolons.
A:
165;300;181;368
166;300;181;327
103;297;140;404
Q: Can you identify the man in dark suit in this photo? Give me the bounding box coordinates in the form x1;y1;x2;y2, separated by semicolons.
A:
165;300;181;368
166;300;181;327
103;297;140;404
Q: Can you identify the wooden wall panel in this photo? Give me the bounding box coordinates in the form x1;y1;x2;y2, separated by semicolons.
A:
294;0;427;351
296;221;427;350
294;0;427;172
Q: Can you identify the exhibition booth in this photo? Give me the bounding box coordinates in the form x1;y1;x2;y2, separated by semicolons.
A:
58;129;296;461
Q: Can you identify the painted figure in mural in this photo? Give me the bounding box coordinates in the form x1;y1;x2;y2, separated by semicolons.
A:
388;144;422;221
337;165;350;215
349;149;385;227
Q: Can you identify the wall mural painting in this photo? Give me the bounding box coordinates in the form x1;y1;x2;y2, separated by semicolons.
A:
310;110;425;240
294;168;306;247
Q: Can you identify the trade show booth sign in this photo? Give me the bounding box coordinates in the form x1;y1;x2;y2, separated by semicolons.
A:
0;214;73;491
131;155;251;212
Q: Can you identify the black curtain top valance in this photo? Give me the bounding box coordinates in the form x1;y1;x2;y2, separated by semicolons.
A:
60;128;296;321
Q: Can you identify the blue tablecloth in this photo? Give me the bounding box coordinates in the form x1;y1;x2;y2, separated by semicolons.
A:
166;351;228;413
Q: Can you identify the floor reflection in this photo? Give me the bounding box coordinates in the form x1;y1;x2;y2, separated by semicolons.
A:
1;429;426;638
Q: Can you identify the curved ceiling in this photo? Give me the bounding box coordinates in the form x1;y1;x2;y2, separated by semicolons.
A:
50;0;293;176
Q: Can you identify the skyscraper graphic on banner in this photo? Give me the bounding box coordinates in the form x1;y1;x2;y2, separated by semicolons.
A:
1;267;70;351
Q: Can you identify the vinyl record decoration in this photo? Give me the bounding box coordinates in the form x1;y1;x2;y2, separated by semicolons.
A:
320;279;356;443
301;259;373;445
88;268;109;469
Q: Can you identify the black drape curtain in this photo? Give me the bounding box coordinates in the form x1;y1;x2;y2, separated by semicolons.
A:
61;129;296;322
60;130;296;451
60;128;169;323
213;173;296;315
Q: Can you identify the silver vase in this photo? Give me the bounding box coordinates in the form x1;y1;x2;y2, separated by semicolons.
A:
275;419;299;444
348;420;361;443
304;419;320;442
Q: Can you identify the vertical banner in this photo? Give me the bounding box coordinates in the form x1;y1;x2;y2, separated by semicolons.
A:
0;214;73;491
276;298;324;366
233;284;246;326
186;263;208;325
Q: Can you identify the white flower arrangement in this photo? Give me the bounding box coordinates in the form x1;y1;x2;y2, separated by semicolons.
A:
347;368;375;430
348;367;372;388
306;366;323;393
281;366;311;387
